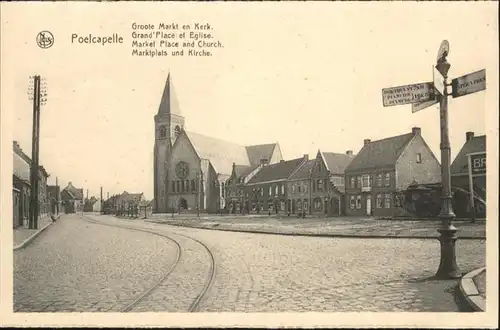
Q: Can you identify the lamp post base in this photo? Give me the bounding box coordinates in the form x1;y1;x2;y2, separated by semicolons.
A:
435;224;461;279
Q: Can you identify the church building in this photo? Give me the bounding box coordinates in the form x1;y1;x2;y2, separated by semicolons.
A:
153;74;283;213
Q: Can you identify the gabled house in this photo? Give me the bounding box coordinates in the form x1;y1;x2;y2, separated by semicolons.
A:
287;159;315;215
222;162;262;213
344;127;441;217
61;182;84;213
451;131;486;217
245;155;309;214
310;150;355;216
103;194;121;213
116;191;145;210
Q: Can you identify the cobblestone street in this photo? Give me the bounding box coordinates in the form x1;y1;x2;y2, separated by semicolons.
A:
14;214;486;312
14;214;180;312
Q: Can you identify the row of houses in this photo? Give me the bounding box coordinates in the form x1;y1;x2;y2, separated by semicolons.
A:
217;128;486;218
12;141;87;228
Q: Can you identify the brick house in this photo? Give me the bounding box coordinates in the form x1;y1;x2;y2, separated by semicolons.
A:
310;150;355;216
344;127;441;217
223;162;263;214
13;141;50;225
13;148;31;228
61;182;84;213
245;156;309;214
450;132;486;217
287;159;314;215
116;191;145;211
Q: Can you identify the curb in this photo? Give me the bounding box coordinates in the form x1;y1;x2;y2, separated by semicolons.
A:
459;267;486;312
144;220;486;240
13;215;59;251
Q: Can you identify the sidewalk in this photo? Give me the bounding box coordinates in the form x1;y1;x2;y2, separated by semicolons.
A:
459;267;486;312
13;214;60;250
147;214;486;239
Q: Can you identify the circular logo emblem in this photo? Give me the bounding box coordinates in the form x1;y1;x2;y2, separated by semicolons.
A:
36;31;54;49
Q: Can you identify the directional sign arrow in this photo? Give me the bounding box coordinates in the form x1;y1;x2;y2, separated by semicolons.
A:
382;82;435;107
452;69;486;98
412;98;439;113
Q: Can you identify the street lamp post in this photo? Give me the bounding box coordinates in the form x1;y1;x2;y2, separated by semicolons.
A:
435;53;460;279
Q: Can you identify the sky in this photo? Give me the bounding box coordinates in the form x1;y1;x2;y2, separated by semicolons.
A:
1;2;498;200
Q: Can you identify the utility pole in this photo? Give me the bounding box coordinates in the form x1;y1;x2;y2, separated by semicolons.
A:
100;186;103;214
55;176;59;215
196;172;200;217
28;75;40;229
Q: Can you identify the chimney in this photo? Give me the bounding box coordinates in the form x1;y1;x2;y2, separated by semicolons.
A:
280;159;285;163
260;158;269;166
412;127;421;135
346;150;353;156
466;131;475;142
364;139;371;145
303;154;309;161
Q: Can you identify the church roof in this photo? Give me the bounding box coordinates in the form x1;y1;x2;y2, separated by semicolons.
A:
247;157;306;184
345;133;415;172
321;152;355;175
185;131;251;176
245;144;277;166
234;164;257;179
157;73;182;117
451;135;486;175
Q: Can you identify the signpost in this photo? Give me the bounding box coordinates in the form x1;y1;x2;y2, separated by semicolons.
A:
412;98;439;113
467;151;486;223
433;66;446;96
381;40;487;279
382;82;435;107
452;69;486;98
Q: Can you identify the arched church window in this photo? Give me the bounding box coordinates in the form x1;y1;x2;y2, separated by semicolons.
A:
174;125;181;137
159;126;167;139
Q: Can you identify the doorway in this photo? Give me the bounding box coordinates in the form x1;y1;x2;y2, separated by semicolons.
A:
179;198;188;211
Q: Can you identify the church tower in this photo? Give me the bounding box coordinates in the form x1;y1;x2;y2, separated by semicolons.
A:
153;74;185;213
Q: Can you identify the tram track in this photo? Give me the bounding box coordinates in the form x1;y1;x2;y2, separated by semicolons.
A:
79;214;216;312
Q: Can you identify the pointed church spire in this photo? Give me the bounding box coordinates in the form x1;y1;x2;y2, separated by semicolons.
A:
158;73;182;117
